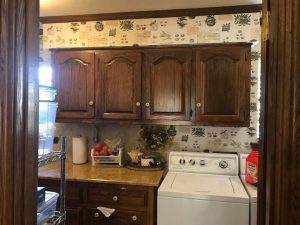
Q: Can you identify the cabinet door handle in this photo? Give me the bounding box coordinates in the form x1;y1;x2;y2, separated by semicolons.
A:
89;101;94;106
136;102;141;107
94;212;100;218
145;102;150;107
132;215;137;221
196;103;202;108
112;196;118;202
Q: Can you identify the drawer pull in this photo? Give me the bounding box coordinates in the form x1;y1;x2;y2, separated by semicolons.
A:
136;102;141;107
94;212;100;218
89;101;94;106
132;215;137;221
145;102;150;107
112;196;118;202
120;186;127;190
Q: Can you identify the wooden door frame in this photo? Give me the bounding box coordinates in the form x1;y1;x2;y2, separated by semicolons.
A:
1;0;300;225
258;0;300;225
0;0;39;225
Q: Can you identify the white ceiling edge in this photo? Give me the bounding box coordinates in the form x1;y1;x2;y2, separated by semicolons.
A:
40;0;262;17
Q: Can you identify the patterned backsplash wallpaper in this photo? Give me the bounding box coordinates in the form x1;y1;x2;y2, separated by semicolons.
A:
41;12;261;159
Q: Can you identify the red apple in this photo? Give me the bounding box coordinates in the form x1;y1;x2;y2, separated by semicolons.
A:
107;147;113;155
99;149;108;156
94;143;102;152
93;150;101;156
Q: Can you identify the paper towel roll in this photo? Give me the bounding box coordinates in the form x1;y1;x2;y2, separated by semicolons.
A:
72;136;87;164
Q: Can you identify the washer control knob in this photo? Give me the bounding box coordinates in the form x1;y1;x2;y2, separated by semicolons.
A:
199;160;206;166
189;159;196;166
219;160;229;169
179;159;186;165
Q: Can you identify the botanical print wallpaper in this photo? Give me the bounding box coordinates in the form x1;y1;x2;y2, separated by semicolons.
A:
42;13;260;48
41;12;261;156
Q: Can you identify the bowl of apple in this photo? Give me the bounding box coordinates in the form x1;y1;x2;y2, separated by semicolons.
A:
91;143;122;166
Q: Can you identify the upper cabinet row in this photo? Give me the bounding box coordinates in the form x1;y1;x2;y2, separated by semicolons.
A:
52;43;251;126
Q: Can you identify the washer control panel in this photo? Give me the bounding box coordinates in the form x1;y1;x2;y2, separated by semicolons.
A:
169;151;238;176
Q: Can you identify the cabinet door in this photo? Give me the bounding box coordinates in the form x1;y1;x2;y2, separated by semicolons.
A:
143;49;192;120
85;208;146;225
53;51;95;119
65;207;84;225
195;45;251;126
96;51;141;120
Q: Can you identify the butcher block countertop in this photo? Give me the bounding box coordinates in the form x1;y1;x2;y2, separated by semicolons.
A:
38;161;164;187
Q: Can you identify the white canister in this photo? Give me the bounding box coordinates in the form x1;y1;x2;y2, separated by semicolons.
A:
72;136;88;164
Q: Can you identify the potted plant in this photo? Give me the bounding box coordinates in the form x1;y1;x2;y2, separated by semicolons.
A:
138;125;176;166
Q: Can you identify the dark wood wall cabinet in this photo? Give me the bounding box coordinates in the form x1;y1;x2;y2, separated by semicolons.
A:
194;46;250;126
52;43;251;126
143;49;192;121
53;51;95;119
38;179;157;225
96;51;142;120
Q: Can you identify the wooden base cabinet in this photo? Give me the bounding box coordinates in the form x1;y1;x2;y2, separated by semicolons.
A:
38;179;157;225
65;207;84;225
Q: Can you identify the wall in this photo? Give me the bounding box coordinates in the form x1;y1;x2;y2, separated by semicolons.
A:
41;12;261;159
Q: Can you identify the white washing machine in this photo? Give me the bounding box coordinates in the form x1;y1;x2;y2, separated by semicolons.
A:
240;154;258;225
158;151;250;225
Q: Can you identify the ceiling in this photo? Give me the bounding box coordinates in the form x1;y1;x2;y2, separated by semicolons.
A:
40;0;262;17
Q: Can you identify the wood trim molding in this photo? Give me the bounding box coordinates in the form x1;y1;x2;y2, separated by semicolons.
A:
0;0;39;225
40;4;262;23
259;0;300;224
55;118;250;127
257;2;268;225
49;42;252;52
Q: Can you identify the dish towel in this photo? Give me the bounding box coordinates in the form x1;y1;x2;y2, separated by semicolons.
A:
97;206;116;217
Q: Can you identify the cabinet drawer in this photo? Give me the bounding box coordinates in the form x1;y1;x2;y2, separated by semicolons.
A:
85;207;146;225
87;184;148;209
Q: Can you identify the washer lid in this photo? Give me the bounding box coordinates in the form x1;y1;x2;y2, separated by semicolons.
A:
158;172;249;203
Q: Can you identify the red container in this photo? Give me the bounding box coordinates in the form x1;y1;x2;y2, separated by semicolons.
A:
246;143;259;186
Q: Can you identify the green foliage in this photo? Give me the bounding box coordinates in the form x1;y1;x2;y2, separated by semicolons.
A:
234;14;251;26
139;125;176;151
119;20;134;31
251;51;261;61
